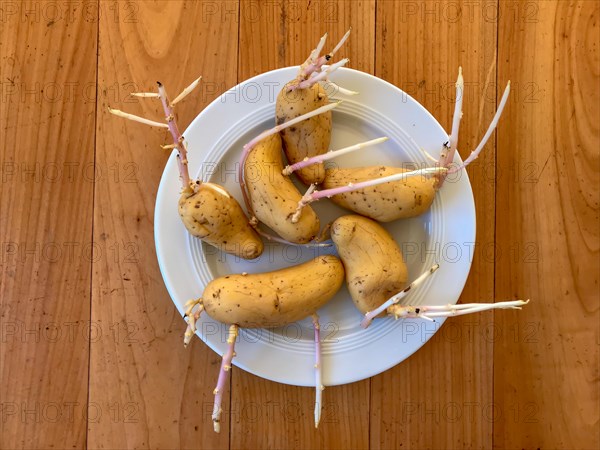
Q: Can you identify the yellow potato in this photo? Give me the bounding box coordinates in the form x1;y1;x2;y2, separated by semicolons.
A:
331;215;407;316
244;133;320;244
322;166;436;221
178;183;263;260
203;255;345;328
276;82;331;184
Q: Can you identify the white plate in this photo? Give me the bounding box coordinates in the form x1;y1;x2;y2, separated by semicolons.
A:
155;67;475;387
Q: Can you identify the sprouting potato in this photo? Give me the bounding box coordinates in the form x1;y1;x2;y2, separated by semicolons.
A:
290;71;512;227
330;215;407;316
272;29;352;185
110;79;264;260
322;166;436;221
276;82;331;184
178;183;263;259
184;254;345;431
244;133;320;244
202;255;345;328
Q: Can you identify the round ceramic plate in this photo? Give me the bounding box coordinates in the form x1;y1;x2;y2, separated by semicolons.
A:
155;67;475;387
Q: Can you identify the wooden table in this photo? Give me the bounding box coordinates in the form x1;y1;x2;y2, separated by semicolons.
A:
1;1;598;448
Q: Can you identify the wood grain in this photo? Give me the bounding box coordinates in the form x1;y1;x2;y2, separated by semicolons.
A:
1;1;598;449
495;1;599;448
233;1;375;448
238;0;376;79
89;1;238;448
0;3;96;448
372;1;497;448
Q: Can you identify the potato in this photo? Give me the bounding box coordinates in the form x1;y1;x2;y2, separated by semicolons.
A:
178;183;263;259
322;166;436;221
276;82;331;184
244;133;320;244
203;255;344;328
331;215;407;316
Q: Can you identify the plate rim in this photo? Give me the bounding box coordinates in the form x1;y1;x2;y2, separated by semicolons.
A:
154;66;476;386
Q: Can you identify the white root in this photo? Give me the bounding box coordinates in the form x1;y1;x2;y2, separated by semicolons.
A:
435;67;463;188
171;76;203;106
298;33;328;80
449;81;511;173
327;27;352;58
312;313;323;429
293;59;350;90
449;66;464;155
324;81;359;96
282;137;388;176
202;182;231;198
311;33;328;62
241;101;341;157
108;107;169;128
298;29;351;81
420;147;438;163
293;167;447;218
183;298;204;347
291;184;316;223
157;82;192;188
212;324;238;433
109;75;202;191
131;92;160;98
361;264;440;328
446;68;464;162
388;299;530;321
